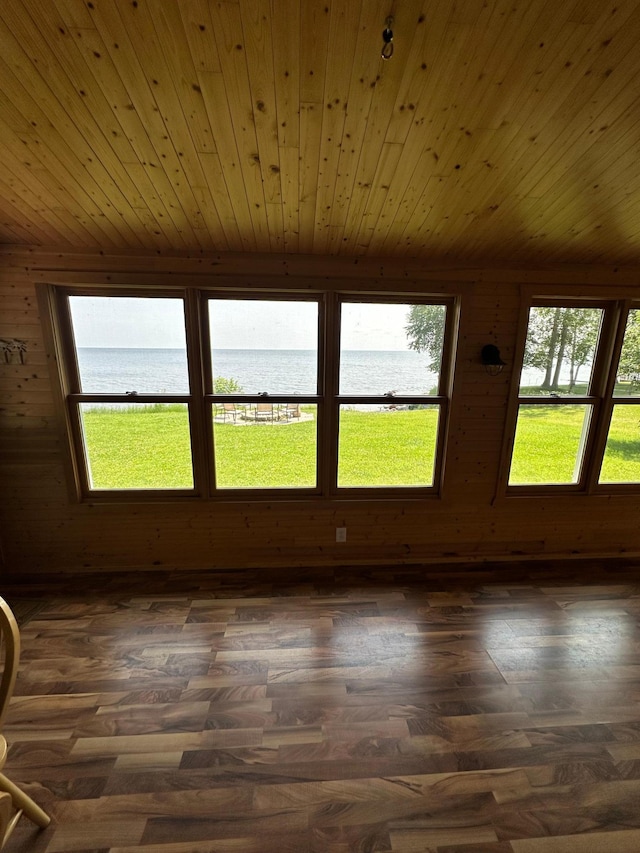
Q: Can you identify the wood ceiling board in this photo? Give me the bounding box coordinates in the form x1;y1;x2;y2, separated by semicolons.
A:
209;2;272;251
0;4;155;248
198;70;257;251
0;0;637;264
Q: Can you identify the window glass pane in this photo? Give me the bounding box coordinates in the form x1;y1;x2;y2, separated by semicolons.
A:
69;297;188;393
213;403;317;489
79;403;193;490
337;404;439;487
600;406;640;483
340;303;444;396
208;299;318;394
520;306;603;396
509;404;591;485
614;309;640;397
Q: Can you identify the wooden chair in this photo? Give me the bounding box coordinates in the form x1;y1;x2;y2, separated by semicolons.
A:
222;402;240;422
284;402;301;420
0;597;50;847
254;402;274;422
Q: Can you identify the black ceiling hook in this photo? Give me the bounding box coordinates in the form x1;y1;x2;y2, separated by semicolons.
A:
382;16;394;60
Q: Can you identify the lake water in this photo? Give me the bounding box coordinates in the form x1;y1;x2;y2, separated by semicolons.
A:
76;348;439;397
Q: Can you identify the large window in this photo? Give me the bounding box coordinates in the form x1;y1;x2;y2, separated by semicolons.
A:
507;300;640;492
67;295;195;492
49;287;456;500
337;300;448;489
601;307;640;484
207;297;320;490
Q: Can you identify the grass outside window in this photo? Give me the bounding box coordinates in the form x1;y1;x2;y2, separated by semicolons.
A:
213;406;317;489
78;400;640;491
80;404;193;490
509;405;591;485
600;406;640;483
81;406;443;490
338;406;439;487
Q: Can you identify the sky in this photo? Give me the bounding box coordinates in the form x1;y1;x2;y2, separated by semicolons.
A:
69;297;415;351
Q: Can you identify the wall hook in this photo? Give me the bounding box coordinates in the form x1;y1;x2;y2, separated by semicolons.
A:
1;338;27;364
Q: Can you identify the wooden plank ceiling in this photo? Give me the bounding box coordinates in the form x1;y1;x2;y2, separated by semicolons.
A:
0;0;639;263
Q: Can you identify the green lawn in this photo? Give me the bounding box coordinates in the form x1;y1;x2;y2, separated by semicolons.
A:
79;402;640;490
214;407;439;489
510;404;640;484
337;407;438;487
80;405;439;490
599;406;640;483
510;405;589;484
80;404;194;489
214;411;317;488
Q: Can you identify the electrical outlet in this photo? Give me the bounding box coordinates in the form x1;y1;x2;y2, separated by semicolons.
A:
336;527;347;542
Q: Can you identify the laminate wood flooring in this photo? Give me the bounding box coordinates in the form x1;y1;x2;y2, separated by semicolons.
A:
2;561;640;852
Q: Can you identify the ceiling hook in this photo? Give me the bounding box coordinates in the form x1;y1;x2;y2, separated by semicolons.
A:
382;15;394;60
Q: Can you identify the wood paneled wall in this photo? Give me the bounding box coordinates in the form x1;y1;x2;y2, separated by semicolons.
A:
1;246;640;574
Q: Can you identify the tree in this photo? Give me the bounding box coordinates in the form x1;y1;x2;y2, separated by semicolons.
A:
404;304;446;372
616;310;640;388
523;307;600;392
565;309;600;391
522;307;559;388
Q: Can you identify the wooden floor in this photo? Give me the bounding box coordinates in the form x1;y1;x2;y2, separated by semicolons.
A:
2;561;640;853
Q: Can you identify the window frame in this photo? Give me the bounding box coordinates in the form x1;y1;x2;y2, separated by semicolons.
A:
331;293;457;497
501;296;640;495
591;300;640;491
202;291;325;497
53;285;202;501
42;283;458;503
